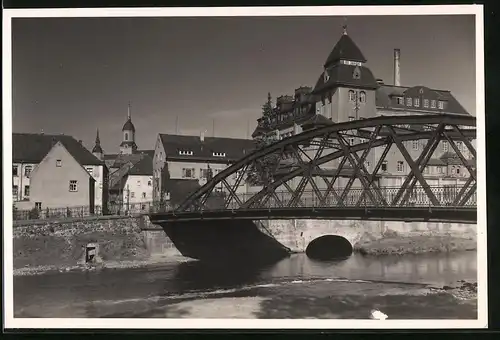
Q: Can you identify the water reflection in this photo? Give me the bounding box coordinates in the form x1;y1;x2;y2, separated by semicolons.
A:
13;251;477;318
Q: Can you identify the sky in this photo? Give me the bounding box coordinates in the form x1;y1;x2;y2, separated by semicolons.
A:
11;14;476;153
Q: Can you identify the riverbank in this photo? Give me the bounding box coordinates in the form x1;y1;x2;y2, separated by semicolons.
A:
354;234;477;256
13;253;193;277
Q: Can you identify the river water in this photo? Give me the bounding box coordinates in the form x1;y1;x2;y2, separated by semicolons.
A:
14;251;477;319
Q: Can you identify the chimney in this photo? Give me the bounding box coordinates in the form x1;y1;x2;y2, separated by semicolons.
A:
393;48;401;86
200;131;205;143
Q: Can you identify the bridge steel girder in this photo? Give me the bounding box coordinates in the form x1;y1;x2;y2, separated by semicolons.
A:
175;114;477;214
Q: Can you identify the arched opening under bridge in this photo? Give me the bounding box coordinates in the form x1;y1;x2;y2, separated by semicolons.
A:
305;235;353;261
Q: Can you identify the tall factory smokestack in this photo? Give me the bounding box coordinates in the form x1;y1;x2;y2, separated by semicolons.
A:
394;48;401;86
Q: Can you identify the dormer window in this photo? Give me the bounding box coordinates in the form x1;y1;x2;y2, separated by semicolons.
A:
406;97;412;106
414;98;420;107
178;150;193;156
423;99;429;108
212;152;226;157
431;100;437;108
438;100;446;109
359;91;366;103
348;90;356;102
396;97;404;105
340;60;363;67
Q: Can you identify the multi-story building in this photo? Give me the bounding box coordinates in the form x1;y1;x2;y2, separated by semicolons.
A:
12;133;108;211
116;156;154;213
252;25;475;196
152;132;255;204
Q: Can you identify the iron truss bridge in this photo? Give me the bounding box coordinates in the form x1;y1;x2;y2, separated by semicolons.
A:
150;114;477;224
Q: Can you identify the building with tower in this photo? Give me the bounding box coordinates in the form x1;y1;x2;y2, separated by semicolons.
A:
252;24;475;194
120;103;138;155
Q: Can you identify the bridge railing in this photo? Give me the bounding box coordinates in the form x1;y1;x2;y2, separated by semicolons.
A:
149;185;476;214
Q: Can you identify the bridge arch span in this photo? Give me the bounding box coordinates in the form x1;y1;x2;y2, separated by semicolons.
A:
168;114;476;215
305;235;353;260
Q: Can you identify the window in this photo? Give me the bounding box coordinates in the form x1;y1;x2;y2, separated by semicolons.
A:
406;97;412;106
359;91;366;103
414;98;420;107
438;101;445;109
130;192;135;198
213;152;226;157
381;161;388;172
86;167;93;176
442;140;449;152
24;185;30;197
182;168;195;178
142;204;146;210
35;202;42;210
431;100;437;108
148;180;152;186
56;160;62;167
178;150;194;156
125;133;129;140
13;185;18;198
142;192;146;199
397;161;404;172
13;165;18;176
69;180;78;192
200;168;211;179
423;166;429;174
412;140;419;150
348;116;355;121
438;166;444;174
423;99;429;108
396;97;404;105
348;137;355;146
348;90;356;102
365;161;370;168
456;167;461;175
24;165;32;178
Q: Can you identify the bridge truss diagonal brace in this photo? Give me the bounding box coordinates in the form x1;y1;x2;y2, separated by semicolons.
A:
396;123;444;206
356;140;392;207
334;132;380;206
452;125;476;160
386;125;440;206
338;126;384;207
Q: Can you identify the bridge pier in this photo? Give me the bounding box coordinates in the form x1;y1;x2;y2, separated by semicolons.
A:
261;219;477;254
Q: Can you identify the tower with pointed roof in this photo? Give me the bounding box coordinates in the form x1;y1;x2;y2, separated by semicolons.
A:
120;102;138;155
311;24;378;123
92;129;104;160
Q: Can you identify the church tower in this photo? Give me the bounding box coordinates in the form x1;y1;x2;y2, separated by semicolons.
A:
120;102;138;154
311;23;379;123
92;129;104;160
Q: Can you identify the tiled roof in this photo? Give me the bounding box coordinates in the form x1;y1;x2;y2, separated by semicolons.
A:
312;64;379;94
427;158;446;166
159;134;255;162
12;133;103;166
127;155;153;176
376;85;470;115
324;33;367;67
165;179;201;206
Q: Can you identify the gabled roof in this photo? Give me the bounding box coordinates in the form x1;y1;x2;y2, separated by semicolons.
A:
159;134;255;162
31;141;95;182
312;64;379;94
376;85;470;115
12;133;103;165
324;33;367;67
127;155;153;176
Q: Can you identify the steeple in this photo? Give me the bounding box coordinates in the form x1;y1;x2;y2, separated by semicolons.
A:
120;102;138;154
92;128;104;160
323;24;367;68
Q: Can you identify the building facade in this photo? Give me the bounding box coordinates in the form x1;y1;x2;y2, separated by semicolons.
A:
152;132;256;204
252;25;475;197
12;133;108;211
17;141;96;213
